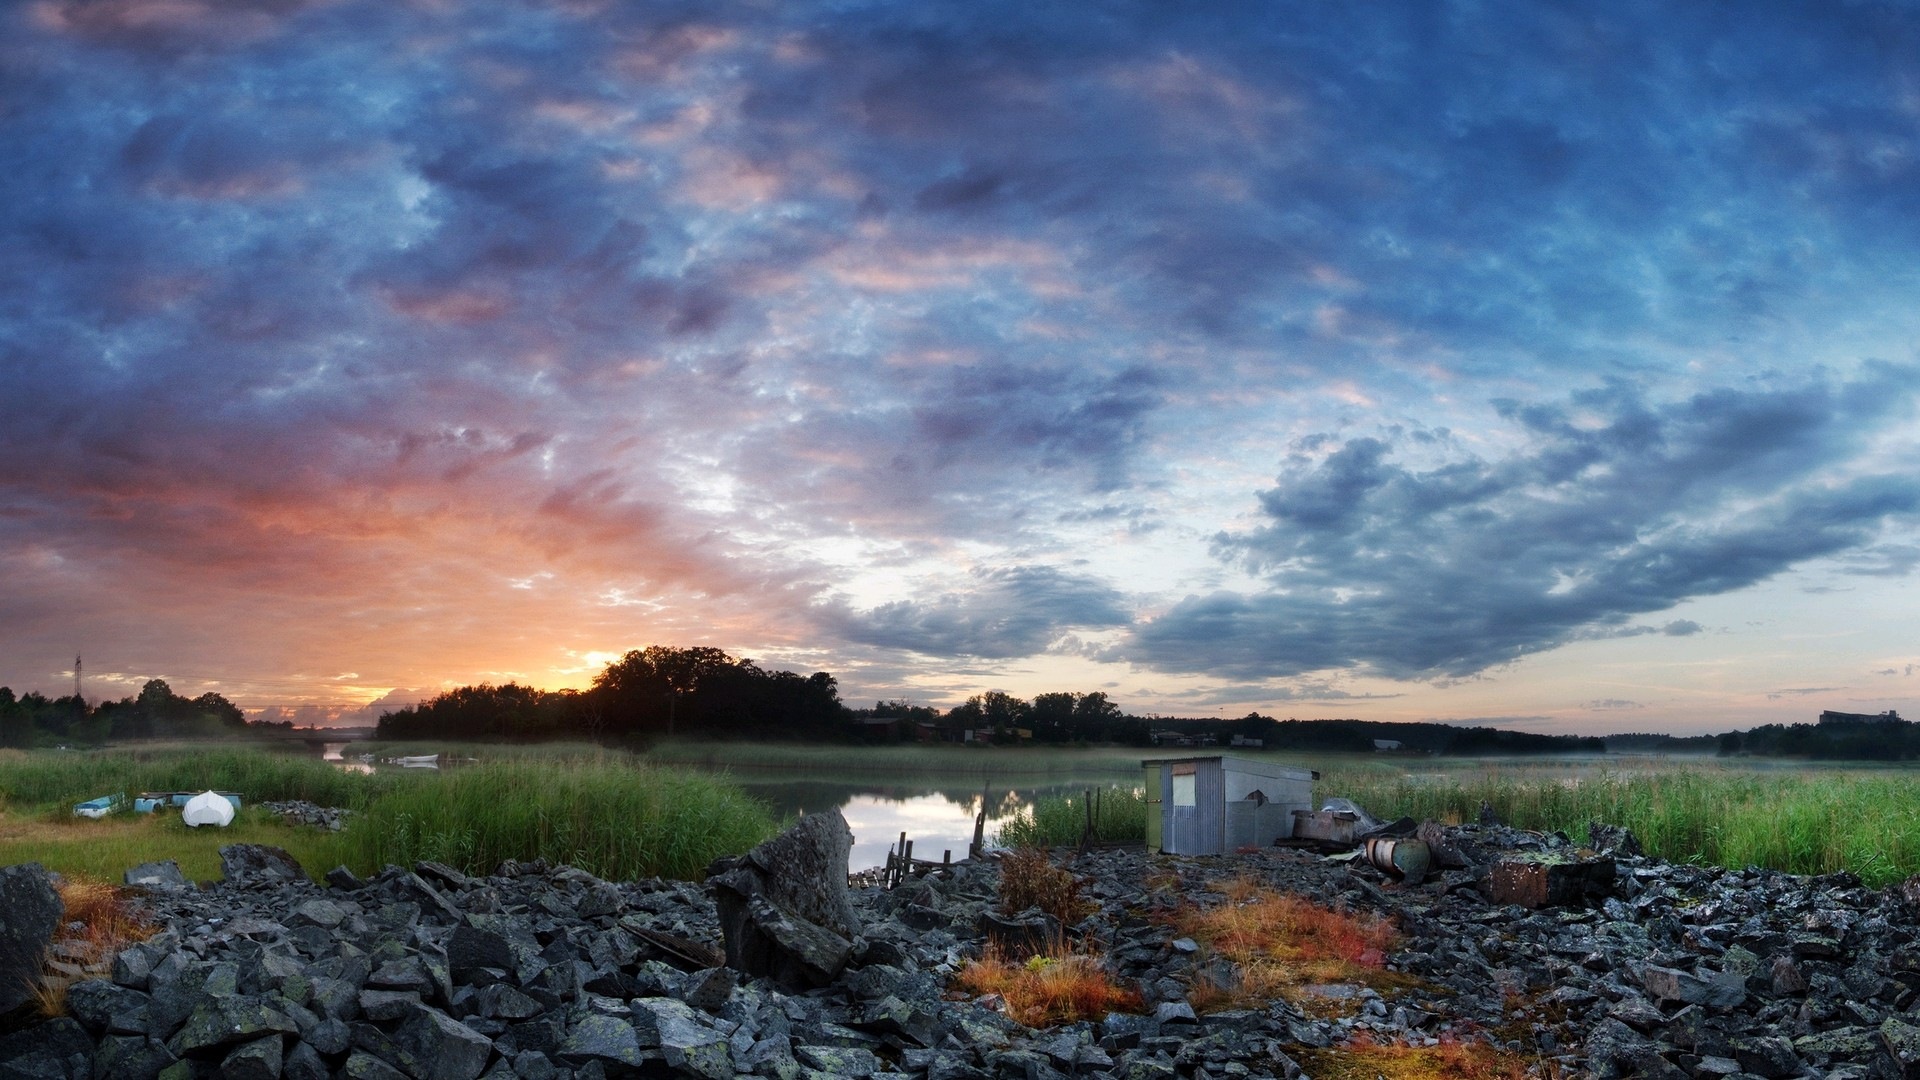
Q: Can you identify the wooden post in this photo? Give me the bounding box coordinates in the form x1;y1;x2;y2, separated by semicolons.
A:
970;784;989;859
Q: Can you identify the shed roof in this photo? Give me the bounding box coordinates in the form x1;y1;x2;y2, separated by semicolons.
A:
1141;754;1317;781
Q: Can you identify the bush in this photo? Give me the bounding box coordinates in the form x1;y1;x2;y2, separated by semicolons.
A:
997;847;1093;924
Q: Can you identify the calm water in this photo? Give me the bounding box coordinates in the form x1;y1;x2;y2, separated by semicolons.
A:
319;743;1141;872
714;770;1136;871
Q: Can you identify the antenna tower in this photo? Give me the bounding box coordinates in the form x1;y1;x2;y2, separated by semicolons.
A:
74;655;82;703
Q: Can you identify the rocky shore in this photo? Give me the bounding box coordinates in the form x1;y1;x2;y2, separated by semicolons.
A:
4;812;1920;1080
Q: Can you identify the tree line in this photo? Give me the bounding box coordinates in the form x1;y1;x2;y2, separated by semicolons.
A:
373;646;844;742
0;679;246;747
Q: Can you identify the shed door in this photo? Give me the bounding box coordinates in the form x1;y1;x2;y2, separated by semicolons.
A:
1166;761;1226;855
1143;766;1163;851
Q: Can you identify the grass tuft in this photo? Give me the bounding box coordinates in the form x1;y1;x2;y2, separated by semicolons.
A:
1297;1031;1548;1080
32;874;160;1019
952;942;1143;1027
1171;877;1405;1011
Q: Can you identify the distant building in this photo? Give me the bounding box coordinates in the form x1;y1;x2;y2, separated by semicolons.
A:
1373;739;1403;751
1229;734;1264;748
1818;710;1904;726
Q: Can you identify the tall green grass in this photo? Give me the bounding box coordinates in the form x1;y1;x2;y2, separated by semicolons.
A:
996;786;1147;848
0;745;390;811
340;759;780;882
1324;762;1920;887
0;745;779;884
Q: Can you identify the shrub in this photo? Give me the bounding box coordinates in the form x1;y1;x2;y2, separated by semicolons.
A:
997;847;1093;924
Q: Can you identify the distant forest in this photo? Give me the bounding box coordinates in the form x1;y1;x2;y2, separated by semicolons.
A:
0;678;246;747
2;647;1908;760
370;645;1606;754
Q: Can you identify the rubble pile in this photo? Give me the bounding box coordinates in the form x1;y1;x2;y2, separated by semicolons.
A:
3;812;1920;1078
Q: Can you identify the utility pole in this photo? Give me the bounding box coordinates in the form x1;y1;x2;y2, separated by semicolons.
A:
74;655;82;704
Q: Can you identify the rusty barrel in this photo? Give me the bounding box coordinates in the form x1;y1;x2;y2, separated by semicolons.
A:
1362;837;1432;881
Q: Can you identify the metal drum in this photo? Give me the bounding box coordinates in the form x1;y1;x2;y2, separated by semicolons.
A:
1363;837;1433;882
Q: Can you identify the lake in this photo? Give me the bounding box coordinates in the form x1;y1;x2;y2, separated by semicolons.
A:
689;766;1142;871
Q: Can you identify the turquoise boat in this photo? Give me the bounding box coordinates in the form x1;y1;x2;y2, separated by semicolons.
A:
73;793;127;819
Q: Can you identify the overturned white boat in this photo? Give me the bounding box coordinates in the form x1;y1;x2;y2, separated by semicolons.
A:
181;790;236;828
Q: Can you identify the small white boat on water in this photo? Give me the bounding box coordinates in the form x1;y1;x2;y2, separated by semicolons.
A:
390;754;440;769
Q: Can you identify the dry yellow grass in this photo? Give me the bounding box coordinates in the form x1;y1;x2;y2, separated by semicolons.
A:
953;944;1143;1027
1170;876;1411;1012
29;874;159;1019
1298;1032;1549;1080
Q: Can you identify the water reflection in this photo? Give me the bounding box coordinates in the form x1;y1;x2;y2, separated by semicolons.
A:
719;772;1129;871
321;742;374;775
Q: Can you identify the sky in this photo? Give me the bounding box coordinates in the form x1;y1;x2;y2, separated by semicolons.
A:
3;0;1918;735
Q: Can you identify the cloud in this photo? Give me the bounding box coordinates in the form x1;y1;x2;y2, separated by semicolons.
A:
1126;367;1920;681
1585;699;1643;711
818;565;1130;659
1766;687;1841;700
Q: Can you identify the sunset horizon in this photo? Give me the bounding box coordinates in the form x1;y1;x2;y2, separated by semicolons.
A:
4;3;1917;739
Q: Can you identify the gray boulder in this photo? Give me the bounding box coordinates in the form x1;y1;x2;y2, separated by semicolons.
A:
0;863;62;1017
218;845;305;886
123;862;190;894
708;810;860;990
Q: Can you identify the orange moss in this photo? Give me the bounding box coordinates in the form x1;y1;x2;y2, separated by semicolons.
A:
953;945;1143;1027
1167;877;1410;1010
1298;1032;1548;1080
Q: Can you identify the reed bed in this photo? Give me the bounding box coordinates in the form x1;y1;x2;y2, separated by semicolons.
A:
995;786;1147;848
340;759;780;882
0;745;388;811
0;746;778;884
1324;762;1920;887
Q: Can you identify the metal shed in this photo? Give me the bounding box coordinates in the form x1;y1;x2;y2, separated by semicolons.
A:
1142;755;1317;855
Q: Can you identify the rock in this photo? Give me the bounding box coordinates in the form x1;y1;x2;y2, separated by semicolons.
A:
0;863;62;1017
392;1003;494;1080
708;812;864;990
556;1014;647;1071
166;996;299;1056
340;1049;411;1080
1487;854;1616;908
977;910;1061;958
0;1017;91;1080
795;1044;880;1077
90;1033;177;1080
1730;1035;1801;1079
219;1034;282;1080
124;862;191;894
63;979;150;1036
286;899;346;931
744;810;860;937
631;997;731;1079
1587;822;1645;858
326;866;367;891
218;846;305;886
1883;1017;1920;1079
1640;965;1746;1009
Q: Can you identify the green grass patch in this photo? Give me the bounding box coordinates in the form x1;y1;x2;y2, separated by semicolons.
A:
0;744;779;884
0;744;389;812
1320;758;1920;887
339;758;780;882
0;807;355;884
996;785;1147;848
